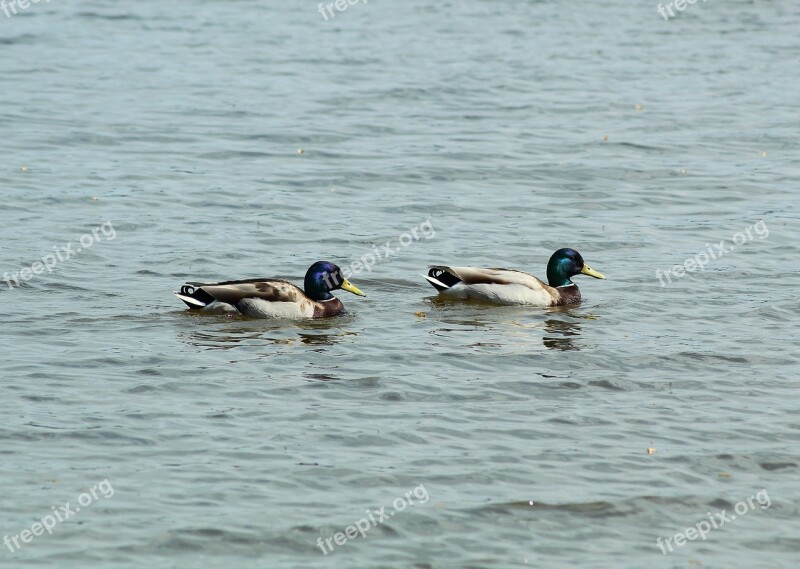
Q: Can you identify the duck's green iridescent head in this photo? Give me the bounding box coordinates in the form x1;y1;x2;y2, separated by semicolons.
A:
546;248;606;287
304;261;366;301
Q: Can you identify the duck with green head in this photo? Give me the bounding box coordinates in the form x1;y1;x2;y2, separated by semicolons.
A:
175;261;366;318
423;248;605;306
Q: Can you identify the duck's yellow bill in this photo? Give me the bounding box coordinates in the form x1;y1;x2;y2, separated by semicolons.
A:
341;279;366;297
581;265;606;279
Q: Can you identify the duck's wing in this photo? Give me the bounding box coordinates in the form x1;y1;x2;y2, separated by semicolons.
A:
426;266;548;290
175;278;307;309
424;266;559;306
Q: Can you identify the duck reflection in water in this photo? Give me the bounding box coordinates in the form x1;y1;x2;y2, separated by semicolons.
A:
542;318;582;351
179;317;357;350
541;308;599;351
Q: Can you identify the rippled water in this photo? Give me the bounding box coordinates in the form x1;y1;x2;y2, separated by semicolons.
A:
2;1;799;567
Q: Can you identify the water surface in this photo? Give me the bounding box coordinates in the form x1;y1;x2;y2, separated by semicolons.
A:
1;1;799;567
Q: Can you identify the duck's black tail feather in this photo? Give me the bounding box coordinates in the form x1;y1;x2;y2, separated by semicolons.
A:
423;267;462;291
174;284;216;309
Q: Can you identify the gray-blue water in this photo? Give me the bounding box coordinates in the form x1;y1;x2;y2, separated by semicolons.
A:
1;1;799;567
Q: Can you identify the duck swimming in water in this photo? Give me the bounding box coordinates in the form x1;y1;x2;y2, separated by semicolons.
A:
175;261;365;318
423;248;605;306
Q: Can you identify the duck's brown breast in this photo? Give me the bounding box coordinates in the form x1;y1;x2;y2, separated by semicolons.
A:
313;298;344;318
555;285;581;306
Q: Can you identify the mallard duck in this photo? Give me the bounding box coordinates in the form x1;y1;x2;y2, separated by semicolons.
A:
174;261;365;318
423;248;605;306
